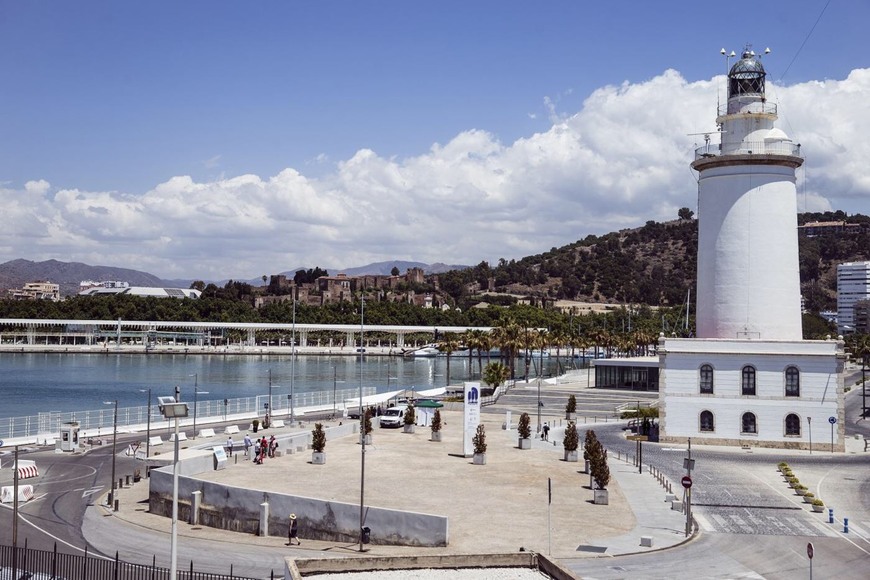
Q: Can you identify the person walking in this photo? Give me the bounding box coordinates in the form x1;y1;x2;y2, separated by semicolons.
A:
288;513;301;545
243;433;252;460
253;440;261;464
269;435;278;458
542;423;550;441
226;436;234;457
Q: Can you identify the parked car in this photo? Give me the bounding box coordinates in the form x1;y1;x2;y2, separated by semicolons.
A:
379;405;408;428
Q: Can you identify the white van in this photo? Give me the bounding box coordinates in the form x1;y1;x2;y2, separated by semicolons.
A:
379;405;408;428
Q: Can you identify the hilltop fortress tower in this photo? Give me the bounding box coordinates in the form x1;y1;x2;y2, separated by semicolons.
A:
657;47;845;450
693;48;803;341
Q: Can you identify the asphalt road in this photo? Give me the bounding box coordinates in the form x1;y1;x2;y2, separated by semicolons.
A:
3;380;869;579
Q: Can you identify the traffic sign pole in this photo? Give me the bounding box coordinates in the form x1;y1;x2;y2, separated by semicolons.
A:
829;416;837;453
807;542;814;580
685;438;693;537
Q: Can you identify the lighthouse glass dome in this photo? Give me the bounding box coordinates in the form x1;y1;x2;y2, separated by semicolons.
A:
728;51;766;97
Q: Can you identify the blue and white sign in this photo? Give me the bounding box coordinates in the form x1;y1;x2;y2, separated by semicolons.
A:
828;416;837;425
0;439;4;448
462;382;481;457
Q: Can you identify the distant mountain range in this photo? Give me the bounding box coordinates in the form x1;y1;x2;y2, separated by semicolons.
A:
0;259;470;297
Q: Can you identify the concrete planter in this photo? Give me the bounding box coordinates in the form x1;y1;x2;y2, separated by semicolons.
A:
430;431;442;442
311;452;326;465
518;438;531;450
593;489;609;505
564;450;579;462
403;424;416;434
812;504;825;513
803;495;815;504
473;453;487;465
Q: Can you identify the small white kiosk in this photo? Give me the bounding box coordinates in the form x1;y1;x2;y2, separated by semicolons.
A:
59;421;80;452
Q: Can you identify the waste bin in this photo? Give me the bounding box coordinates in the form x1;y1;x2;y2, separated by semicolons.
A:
361;526;371;544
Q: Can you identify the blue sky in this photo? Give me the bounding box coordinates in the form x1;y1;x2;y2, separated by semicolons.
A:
1;1;868;279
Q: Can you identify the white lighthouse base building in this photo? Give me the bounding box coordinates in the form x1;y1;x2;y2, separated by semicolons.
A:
658;337;845;451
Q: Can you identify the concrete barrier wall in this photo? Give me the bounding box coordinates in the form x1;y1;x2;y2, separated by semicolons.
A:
148;422;447;547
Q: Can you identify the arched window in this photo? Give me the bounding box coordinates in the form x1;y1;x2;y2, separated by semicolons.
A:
741;366;756;396
785;366;800;397
785;413;801;436
700;410;714;432
741;412;757;434
699;364;714;394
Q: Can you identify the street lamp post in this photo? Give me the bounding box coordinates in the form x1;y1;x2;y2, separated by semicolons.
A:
140;388;152;458
104;400;118;508
290;296;297;422
193;385;209;439
158;395;189;580
359;296;367;552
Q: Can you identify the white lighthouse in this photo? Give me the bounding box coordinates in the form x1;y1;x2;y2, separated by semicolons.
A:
693;48;803;340
657;46;845;451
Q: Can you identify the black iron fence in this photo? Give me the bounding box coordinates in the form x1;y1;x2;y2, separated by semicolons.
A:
0;542;267;580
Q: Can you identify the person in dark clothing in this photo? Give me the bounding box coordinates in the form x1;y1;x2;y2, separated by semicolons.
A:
288;513;301;545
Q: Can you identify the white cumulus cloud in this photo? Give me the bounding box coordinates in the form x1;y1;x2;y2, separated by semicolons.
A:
2;68;869;280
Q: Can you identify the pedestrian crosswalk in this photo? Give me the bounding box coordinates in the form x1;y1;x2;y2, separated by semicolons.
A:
695;507;844;537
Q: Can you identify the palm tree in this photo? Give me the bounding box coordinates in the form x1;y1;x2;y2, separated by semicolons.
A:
437;332;461;387
464;329;487;379
492;319;523;379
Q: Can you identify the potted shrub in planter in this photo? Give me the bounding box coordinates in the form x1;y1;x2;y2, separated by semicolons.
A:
565;395;577;421
777;461;789;473
517;412;532;449
583;429;598;475
252;418;260;433
472;424;487;465
311;423;326;464
563;422;579;462
794;484;808;496
588;438;610;504
803;491;815;503
430;409;443;442
811;498;825;512
403;405;416;434
787;476;799;488
360;408;373;445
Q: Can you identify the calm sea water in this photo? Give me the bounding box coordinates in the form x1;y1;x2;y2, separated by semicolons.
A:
0;352;569;419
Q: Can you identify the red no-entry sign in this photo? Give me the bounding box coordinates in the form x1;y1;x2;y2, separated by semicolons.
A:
681;475;692;489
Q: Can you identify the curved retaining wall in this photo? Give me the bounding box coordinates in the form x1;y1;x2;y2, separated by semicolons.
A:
148;423;448;547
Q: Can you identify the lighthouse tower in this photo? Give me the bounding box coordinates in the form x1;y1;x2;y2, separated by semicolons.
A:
692;48;803;340
656;46;844;452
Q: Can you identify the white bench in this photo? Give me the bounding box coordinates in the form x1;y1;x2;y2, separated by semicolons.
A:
271;419;285;428
224;425;240;435
199;428;216;438
148;436;164;447
169;432;188;442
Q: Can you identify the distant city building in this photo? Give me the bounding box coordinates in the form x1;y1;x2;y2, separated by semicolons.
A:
11;281;60;301
837;261;870;334
78;286;201;299
797;220;863;237
79;280;130;291
854;300;870;334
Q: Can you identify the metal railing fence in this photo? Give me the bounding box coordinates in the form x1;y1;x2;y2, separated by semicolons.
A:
0;542;263;580
0;387;375;441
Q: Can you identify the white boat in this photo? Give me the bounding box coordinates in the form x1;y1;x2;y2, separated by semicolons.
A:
409;344;441;357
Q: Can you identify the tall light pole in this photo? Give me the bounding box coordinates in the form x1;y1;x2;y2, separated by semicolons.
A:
193;384;208;439
290;295;297;422
158;395;189;580
268;368;273;417
359;295;367;552
140;388;152;457
104;400;118;508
